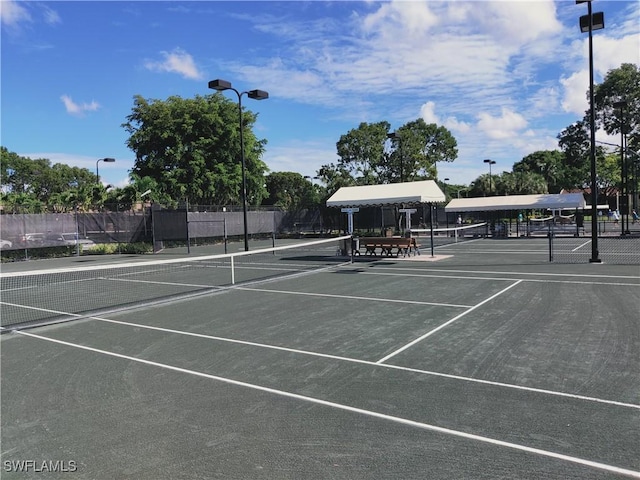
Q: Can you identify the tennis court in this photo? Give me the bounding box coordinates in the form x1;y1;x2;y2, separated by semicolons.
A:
1;235;639;479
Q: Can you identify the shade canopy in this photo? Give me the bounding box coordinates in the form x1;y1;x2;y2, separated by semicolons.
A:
326;180;445;208
444;193;587;213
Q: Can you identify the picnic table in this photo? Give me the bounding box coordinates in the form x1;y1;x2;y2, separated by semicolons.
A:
358;236;420;257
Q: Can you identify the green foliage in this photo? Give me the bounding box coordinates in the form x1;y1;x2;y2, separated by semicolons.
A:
335;121;391;184
84;242;153;255
557;63;639;191
513;151;564;193
0;147;98;212
122;93;268;207
594;63;639;150
393;119;458;182
263;172;322;210
322;118;458;192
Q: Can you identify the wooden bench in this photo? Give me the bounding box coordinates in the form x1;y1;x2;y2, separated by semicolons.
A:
358;237;420;257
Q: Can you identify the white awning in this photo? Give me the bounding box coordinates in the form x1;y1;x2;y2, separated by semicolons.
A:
326;180;445;208
444;193;587;212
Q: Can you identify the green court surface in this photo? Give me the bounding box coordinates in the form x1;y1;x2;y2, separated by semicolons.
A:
1;237;639;479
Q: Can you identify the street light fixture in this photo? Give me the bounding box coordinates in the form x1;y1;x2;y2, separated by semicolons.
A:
96;158;115;184
208;79;269;251
483;159;496;195
613;100;628;235
576;0;604;263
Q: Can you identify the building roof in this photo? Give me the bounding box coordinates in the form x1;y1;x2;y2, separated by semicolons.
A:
326;180;445;208
444;193;587;212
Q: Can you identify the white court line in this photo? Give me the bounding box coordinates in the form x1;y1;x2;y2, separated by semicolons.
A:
372;266;640;280
2;301;637;410
237;287;472;308
572;240;592;252
353;269;640;286
376;280;523;364
7;330;640;479
6;301;637;410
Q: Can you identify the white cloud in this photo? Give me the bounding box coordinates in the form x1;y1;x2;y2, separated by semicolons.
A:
594;34;640;75
362;1;439;38
41;5;61;25
262;142;338;177
420;101;471;134
0;0;31;28
419;101;439;124
60;95;100;116
463;1;562;46
477;108;528;140
560;70;588;116
144;48;203;80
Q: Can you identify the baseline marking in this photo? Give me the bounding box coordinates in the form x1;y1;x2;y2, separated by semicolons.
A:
376;280;523;364
4;302;638;410
9;330;640;479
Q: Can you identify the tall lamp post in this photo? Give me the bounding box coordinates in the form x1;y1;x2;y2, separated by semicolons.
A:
613;100;628;235
96;158;115;184
208;79;269;251
483;159;496;195
576;0;604;262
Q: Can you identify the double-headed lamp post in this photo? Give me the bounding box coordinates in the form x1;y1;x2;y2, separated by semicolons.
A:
483;159;496;195
208;79;269;251
576;0;604;262
96;158;115;184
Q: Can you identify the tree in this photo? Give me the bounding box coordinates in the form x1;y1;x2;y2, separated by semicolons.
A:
557;63;639;191
263;172;320;210
324;118;458;188
390;119;458;182
594;64;639;149
122;94;269;207
334;121;391;184
512;151;564;193
1;147;96;210
498;171;548;195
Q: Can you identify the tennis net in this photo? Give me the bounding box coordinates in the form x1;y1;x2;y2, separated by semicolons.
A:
0;235;352;330
410;223;488;248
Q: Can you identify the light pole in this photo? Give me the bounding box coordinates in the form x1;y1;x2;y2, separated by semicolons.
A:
483;159;496;195
96;158;115;184
387;132;404;182
576;0;604;262
209;79;269;251
613;100;628;235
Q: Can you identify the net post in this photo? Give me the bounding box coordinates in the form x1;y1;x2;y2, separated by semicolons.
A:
185;201;191;255
548;222;553;262
74;205;80;257
223;217;228;254
429;203;435;257
231;256;235;285
350;235;355;264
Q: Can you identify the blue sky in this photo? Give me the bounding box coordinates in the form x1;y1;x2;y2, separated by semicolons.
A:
2;1;638;189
